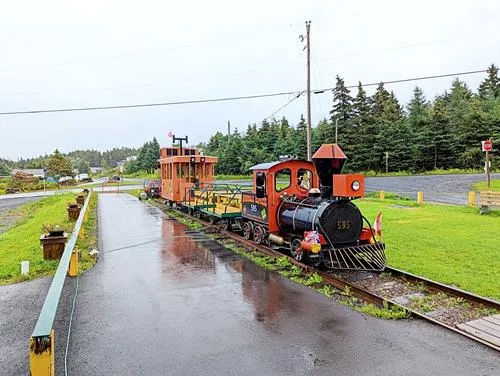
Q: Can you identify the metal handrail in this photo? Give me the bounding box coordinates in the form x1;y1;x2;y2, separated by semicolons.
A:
31;190;92;338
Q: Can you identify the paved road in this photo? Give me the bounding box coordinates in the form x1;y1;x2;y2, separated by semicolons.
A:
0;184;142;201
0;196;41;235
57;194;497;375
365;173;500;205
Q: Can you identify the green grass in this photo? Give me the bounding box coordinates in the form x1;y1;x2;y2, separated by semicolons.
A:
214;174;252;180
356;197;500;299
0;192;98;284
472;179;500;192
121;171;160;179
0;194;75;284
75;193;98;272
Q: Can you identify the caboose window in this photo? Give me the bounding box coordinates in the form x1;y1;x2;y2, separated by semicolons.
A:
167;149;172;156
275;168;291;192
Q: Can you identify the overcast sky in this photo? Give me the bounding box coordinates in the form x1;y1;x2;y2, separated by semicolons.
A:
0;0;499;159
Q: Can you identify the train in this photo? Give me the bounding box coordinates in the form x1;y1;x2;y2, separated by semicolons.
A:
155;142;386;271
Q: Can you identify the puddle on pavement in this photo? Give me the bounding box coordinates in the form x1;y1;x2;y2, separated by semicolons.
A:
100;194;347;334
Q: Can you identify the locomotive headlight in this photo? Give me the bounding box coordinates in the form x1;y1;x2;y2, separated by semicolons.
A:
351;180;360;191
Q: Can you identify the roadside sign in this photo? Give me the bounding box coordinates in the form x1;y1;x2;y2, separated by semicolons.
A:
482;140;493;152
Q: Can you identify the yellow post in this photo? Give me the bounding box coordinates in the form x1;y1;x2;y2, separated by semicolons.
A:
380;191;385;201
468;191;475;208
417;191;424;205
68;248;80;277
29;330;54;376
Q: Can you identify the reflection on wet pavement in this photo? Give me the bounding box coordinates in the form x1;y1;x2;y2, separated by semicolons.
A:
67;194;500;376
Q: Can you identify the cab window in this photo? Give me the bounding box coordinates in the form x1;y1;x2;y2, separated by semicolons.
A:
275;168;291;192
297;169;312;191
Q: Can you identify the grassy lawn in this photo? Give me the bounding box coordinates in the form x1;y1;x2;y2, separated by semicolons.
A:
356;198;500;300
472;179;500;192
121;171;160;179
0;192;97;284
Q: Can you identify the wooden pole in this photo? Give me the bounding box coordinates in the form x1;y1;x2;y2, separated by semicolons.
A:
486;150;491;189
306;21;312;161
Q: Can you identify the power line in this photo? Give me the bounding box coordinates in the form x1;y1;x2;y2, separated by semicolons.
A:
264;91;305;121
0;91;298;116
312;69;488;93
0;68;489;116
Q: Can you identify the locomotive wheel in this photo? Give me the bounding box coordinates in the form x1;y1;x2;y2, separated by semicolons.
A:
253;225;266;244
194;210;201;219
220;219;230;231
290;238;306;261
208;216;216;225
242;222;254;240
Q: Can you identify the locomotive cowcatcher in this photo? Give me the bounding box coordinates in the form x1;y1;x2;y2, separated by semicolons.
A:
158;141;386;271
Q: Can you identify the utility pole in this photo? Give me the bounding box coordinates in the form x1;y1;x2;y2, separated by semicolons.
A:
385;152;389;174
227;120;231;141
305;20;312;161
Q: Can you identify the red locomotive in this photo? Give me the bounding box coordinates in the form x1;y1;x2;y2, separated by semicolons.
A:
158;141;386;271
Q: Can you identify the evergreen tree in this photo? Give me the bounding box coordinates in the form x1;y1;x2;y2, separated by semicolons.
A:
0;161;11;176
406;86;431;171
312;118;333;152
428;96;459;169
329;76;354;149
351;82;376;171
47;150;74;178
294;115;308;160
478;64;500;99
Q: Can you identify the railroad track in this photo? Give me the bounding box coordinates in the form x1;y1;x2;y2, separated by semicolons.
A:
153;199;500;352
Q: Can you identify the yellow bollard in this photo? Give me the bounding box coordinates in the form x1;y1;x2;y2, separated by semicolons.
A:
68;248;80;277
380;191;385;201
417;191;424;205
29;330;54;376
468;191;475;208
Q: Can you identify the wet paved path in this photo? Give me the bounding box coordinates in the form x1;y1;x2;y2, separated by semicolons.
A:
65;194;499;375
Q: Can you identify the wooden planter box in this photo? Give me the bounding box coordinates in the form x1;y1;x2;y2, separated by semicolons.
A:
40;233;68;260
76;195;85;206
67;204;81;221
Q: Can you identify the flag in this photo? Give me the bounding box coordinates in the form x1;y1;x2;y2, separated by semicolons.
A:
373;211;382;240
168;130;173;138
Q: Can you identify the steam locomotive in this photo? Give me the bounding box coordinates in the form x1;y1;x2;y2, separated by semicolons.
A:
158;143;386;271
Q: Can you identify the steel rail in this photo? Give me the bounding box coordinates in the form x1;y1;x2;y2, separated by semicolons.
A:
385;266;500;309
154;200;500;352
31;190;92;338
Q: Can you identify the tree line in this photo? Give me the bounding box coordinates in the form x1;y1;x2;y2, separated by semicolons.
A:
124;138;160;174
0;147;139;175
201;65;500;175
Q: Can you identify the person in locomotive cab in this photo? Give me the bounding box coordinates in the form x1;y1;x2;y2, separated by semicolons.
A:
297;172;311;191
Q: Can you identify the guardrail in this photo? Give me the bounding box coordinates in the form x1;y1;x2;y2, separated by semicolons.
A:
29;190;92;376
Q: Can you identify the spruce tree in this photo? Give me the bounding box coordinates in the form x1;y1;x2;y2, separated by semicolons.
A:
329;75;354;149
351;82;376;171
294;115;308;160
406;86;431;171
478;64;500;99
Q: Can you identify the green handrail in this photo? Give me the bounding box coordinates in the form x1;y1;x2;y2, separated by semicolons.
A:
31;190;92;338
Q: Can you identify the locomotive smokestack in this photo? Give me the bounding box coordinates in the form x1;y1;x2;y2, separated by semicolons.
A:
312;144;347;198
